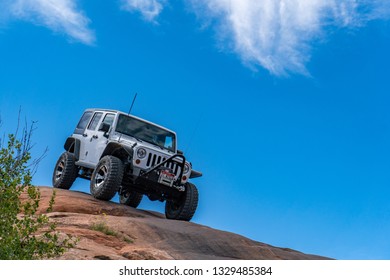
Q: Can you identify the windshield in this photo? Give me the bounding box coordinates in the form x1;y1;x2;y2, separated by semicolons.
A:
116;114;176;152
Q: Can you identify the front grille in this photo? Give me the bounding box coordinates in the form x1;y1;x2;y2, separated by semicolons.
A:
146;152;182;176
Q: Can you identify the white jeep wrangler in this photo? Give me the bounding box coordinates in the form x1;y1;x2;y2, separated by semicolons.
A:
52;109;202;221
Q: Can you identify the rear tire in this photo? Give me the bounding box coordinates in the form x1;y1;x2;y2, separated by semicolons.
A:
165;182;198;221
119;190;143;208
90;156;124;201
52;152;78;189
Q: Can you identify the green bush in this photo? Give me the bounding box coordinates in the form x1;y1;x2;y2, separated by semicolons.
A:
0;120;76;259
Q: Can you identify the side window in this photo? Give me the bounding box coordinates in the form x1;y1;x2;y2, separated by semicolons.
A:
98;113;115;132
74;111;93;134
87;112;103;131
100;114;115;128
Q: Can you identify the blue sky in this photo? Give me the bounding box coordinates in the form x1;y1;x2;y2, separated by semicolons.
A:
1;0;390;260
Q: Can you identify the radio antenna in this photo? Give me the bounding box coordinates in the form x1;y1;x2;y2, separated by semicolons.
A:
119;93;138;143
128;93;138;115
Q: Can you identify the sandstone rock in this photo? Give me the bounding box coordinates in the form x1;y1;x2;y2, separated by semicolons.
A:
21;187;330;260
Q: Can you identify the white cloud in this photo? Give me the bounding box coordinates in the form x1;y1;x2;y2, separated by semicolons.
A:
121;0;165;23
189;0;390;76
2;0;94;45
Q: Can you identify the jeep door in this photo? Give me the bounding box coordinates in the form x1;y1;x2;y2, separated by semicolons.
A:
71;110;94;162
82;112;115;165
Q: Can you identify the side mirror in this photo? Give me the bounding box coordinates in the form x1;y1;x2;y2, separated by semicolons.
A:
99;123;111;137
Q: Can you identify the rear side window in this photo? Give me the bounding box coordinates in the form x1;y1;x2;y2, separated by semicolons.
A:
74;111;93;134
88;112;103;130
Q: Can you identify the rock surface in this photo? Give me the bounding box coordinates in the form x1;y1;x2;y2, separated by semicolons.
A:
22;187;330;260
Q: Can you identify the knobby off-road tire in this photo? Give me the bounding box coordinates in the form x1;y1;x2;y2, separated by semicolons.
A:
52;152;79;189
165;182;198;221
90;156;124;201
119;190;143;208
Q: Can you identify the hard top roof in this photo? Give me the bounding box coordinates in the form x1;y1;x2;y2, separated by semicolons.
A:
84;108;176;134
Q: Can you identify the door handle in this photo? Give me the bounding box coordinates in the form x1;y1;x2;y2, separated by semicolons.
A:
92;135;98;139
82;133;88;137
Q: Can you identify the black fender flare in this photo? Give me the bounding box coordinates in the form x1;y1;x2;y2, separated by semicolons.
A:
100;142;133;162
64;137;81;160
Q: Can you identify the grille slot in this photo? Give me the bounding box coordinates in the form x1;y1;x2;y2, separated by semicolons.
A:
147;153;152;166
174;164;179;174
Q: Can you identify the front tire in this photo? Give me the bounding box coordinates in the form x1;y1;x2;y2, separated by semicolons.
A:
52;152;78;189
165;182;198;221
119;190;143;208
90;156;124;201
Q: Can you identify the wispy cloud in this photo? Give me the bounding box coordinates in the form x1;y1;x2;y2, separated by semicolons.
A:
120;0;165;23
1;0;94;45
1;0;388;74
189;0;390;76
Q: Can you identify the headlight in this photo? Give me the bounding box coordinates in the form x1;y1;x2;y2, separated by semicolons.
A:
137;148;147;159
183;163;190;174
